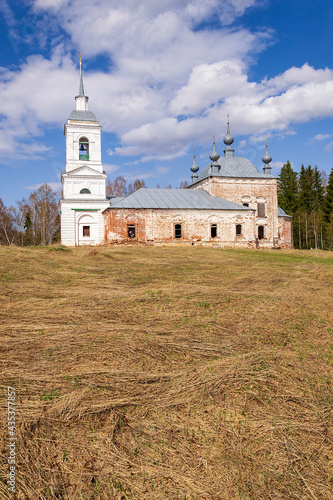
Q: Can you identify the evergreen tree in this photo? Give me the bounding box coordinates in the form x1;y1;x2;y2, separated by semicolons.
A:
277;161;298;214
323;167;333;224
23;212;33;245
313;166;324;211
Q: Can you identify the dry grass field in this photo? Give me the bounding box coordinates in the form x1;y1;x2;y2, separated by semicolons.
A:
0;245;333;500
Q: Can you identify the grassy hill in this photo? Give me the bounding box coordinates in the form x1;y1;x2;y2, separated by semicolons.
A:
0;245;332;499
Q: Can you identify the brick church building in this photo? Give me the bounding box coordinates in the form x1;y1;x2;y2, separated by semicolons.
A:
61;62;292;248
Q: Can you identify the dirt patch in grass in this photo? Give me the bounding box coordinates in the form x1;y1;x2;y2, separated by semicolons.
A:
0;246;332;499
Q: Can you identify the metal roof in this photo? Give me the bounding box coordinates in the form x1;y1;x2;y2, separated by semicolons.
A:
278;207;291;217
108;196;124;204
106;188;254;210
195;156;276;182
68;110;98;122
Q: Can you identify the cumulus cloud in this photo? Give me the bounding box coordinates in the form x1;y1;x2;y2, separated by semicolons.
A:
1;0;333;165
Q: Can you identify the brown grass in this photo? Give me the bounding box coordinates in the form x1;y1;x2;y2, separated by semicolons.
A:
0;245;333;499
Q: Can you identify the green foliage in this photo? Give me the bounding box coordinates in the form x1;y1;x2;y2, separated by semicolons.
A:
277;161;298;215
40;389;58;401
323;167;333;224
278;162;333;249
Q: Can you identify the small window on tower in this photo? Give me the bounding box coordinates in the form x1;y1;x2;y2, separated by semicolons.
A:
83;226;90;237
80;188;91;194
236;224;242;236
79;137;89;160
175;224;182;239
257;203;265;217
128;225;135;238
211;224;217;238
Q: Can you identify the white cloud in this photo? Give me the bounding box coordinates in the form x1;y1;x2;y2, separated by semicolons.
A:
25;181;62;191
170;60;254;115
313;133;331;141
103;163;120;174
270;161;285;169
1;0;333;166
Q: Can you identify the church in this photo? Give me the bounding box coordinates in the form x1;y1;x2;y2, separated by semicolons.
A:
60;62;292;249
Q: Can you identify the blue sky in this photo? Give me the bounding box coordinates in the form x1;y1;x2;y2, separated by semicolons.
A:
1;0;333;206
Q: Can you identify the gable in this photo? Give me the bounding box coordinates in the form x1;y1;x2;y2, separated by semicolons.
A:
66;165;104;177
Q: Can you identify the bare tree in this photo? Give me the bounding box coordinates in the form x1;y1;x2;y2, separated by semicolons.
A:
0;199;16;245
179;180;189;189
28;184;60;245
106;176;128;197
128;179;146;194
106;176;146;197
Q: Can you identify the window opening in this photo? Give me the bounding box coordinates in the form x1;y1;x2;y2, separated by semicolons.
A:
243;203;249;207
175;224;182;239
236;224;242;236
80;188;91;194
258;226;264;239
79;137;89;160
128;225;135;238
83;226;90;237
211;224;217;238
257;203;265;217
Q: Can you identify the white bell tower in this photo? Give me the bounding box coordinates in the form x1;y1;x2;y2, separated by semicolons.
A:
60;56;109;246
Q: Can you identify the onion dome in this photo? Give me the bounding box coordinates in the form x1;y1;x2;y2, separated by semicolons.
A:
224;114;234;146
262;139;272;175
210;135;220;162
191;150;199;173
262;139;272;164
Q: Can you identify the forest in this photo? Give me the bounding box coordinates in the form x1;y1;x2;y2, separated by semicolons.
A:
278;163;333;249
0;166;332;248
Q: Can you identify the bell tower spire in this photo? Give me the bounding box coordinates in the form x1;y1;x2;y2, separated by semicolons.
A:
79;53;85;96
75;54;89;112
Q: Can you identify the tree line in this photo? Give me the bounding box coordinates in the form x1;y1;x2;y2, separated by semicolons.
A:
0;176;189;246
0;184;60;246
278;162;333;249
3;166;332;249
106;176;188;197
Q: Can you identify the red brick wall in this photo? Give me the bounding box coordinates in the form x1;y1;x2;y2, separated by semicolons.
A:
189;177;280;247
278;217;293;248
104;208;257;247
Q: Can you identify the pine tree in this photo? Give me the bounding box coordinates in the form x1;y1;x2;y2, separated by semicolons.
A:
23;212;32;245
277;161;298;214
323;167;333;224
323;168;333;248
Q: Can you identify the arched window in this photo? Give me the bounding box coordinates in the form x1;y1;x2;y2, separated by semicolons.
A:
258;226;264;239
211;224;217;238
80;188;91;194
236;224;242;236
79;137;89;160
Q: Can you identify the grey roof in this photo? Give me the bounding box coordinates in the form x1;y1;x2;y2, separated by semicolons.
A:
69;110;98;122
108;196;124;204
106;188;254;210
278;207;291;217
195;156;275;182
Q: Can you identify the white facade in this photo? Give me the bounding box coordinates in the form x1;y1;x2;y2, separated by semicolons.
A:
60;63;108;246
